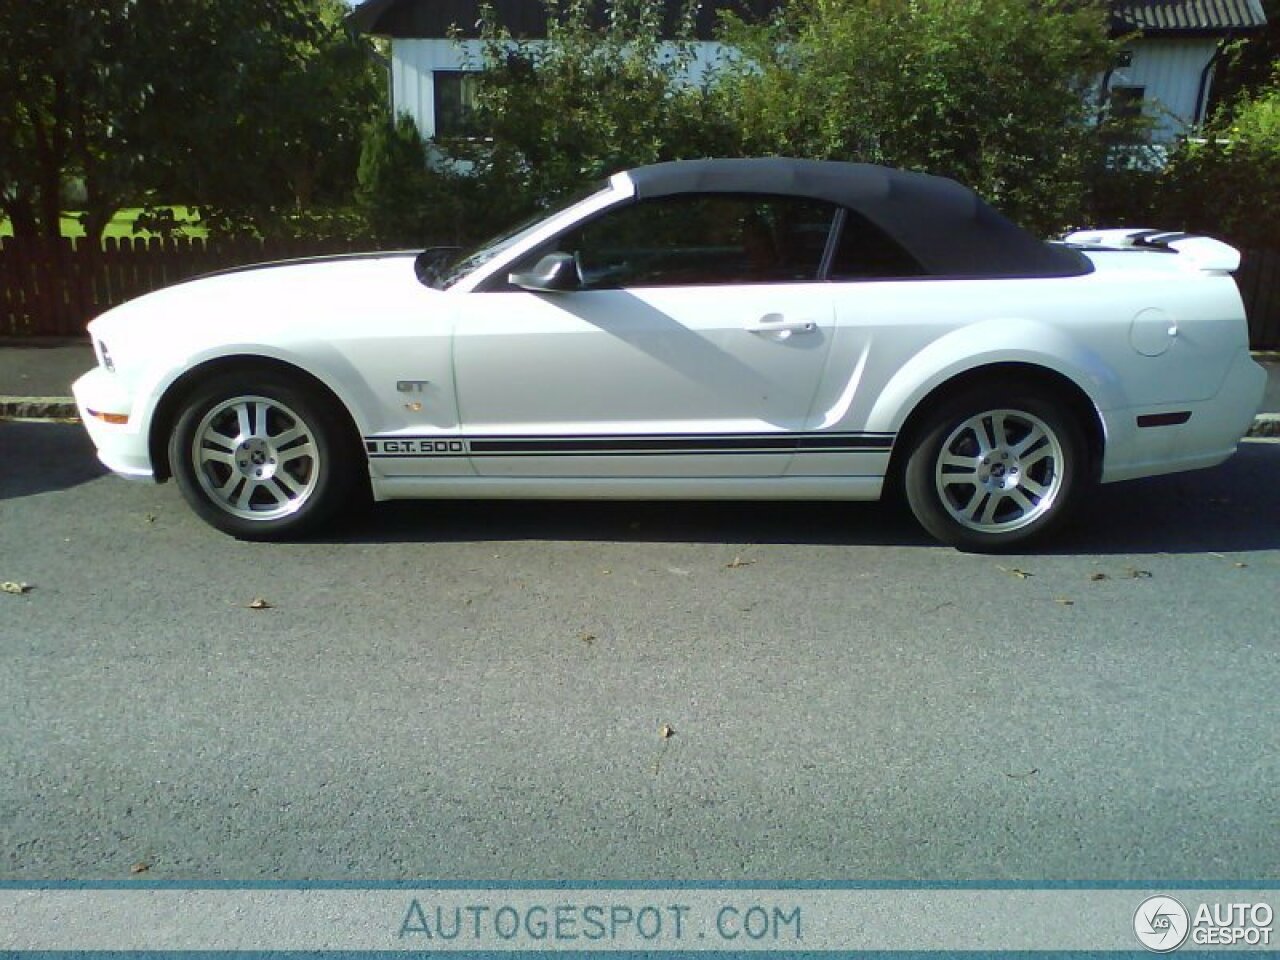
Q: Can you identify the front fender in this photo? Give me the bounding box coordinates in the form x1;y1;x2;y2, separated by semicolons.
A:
863;317;1121;435
134;341;382;447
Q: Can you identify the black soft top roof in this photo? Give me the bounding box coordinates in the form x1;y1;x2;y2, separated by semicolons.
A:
626;158;1089;279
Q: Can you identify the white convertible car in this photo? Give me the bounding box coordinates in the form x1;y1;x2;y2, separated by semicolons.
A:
73;158;1266;550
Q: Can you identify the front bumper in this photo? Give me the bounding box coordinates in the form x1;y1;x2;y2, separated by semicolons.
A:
72;368;155;479
1100;349;1268;483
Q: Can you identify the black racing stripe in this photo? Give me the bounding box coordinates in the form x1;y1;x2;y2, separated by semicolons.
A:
471;436;798;453
366;432;895;457
470;449;830;457
796;435;896;450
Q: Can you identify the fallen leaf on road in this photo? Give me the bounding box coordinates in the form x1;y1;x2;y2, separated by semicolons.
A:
144;513;157;524
726;556;755;569
1123;568;1153;579
1;581;31;595
1054;597;1075;606
1233;562;1249;569
653;725;676;775
246;598;273;610
1005;768;1039;780
997;566;1033;579
580;632;596;645
129;861;150;874
1089;572;1109;582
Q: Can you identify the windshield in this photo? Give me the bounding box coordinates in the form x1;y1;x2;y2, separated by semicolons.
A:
426;180;613;290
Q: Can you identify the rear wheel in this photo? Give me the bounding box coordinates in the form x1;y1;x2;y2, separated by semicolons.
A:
169;374;357;540
903;385;1087;551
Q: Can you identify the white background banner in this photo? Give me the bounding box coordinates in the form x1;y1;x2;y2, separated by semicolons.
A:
0;887;1275;952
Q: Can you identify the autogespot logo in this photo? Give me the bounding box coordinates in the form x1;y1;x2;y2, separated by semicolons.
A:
1135;895;1190;952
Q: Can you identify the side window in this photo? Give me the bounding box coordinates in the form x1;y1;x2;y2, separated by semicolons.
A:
828;209;926;280
511;194;837;289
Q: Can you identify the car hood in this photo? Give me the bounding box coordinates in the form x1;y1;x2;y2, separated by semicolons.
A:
87;252;438;361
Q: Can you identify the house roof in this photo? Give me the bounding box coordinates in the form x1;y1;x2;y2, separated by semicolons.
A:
1110;0;1267;34
351;0;1267;38
626;158;1090;279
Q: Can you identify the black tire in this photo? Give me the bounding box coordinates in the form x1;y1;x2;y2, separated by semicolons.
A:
168;372;359;540
903;384;1087;552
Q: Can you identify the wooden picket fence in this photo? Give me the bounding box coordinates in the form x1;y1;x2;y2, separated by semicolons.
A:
2;235;1279;347
1237;248;1280;351
0;235;383;337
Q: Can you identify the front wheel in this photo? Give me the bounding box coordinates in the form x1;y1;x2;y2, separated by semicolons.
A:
903;387;1087;552
169;374;357;540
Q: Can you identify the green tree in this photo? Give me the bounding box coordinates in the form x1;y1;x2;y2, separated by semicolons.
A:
1158;68;1280;249
149;0;383;231
356;113;432;243
431;0;727;237
710;0;1120;233
1207;0;1280;113
0;0;382;247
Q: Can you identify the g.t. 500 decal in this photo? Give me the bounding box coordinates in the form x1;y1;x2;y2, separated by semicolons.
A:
366;439;466;456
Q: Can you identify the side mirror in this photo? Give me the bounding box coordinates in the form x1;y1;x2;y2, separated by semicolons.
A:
509;253;581;292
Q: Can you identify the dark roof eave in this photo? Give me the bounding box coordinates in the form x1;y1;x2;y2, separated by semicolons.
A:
352;0;1267;39
1110;24;1267;37
347;0;401;35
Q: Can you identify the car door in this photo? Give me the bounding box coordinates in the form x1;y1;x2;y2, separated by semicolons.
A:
799;208;936;474
451;194;839;478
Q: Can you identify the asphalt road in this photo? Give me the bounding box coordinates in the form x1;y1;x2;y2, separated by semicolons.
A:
1;422;1277;881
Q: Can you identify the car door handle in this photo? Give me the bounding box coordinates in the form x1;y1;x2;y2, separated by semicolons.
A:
749;314;817;337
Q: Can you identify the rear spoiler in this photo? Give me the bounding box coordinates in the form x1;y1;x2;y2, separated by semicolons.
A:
1061;228;1241;275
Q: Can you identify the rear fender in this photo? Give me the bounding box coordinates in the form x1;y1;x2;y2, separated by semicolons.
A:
864;317;1120;435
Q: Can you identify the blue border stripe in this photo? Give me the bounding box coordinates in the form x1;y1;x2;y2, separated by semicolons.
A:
0;952;1236;959
1;881;1274;890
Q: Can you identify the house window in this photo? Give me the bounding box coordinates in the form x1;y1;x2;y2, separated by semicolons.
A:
433;70;480;139
1109;85;1146;122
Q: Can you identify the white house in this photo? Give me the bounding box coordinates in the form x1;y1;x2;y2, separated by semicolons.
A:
349;0;1267;144
1106;0;1268;140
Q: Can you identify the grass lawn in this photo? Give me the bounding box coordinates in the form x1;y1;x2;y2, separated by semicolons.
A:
0;206;207;243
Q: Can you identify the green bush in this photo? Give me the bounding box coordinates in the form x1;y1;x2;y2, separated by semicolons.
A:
427;0;727;240
356;113;432;244
711;0;1119;235
1157;71;1280;249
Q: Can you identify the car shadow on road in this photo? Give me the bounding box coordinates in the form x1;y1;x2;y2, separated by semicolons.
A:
332;493;936;547
324;442;1280;556
0;421;108;501
1047;440;1280;556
